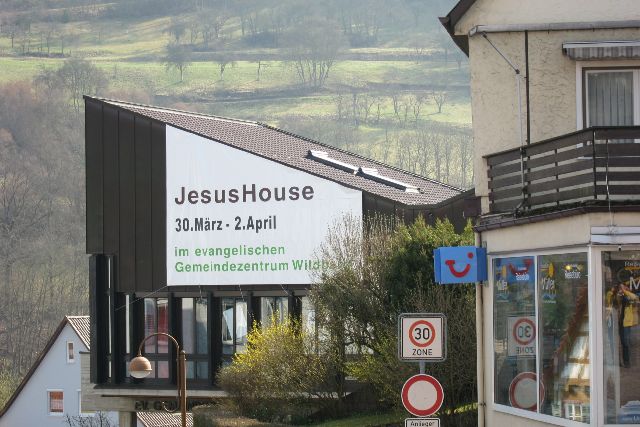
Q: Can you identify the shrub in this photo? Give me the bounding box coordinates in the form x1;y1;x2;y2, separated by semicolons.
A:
217;317;332;423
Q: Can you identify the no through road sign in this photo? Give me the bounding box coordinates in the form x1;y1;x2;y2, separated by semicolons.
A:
401;374;444;417
399;313;446;361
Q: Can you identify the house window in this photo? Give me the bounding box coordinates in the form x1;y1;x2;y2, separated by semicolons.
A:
47;390;64;415
142;298;169;379
66;342;75;363
584;69;640;127
492;252;590;423
221;298;248;365
181;297;209;380
260;296;288;328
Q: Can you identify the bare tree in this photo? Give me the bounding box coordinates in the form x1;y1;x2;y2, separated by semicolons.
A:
431;89;448;113
285;18;344;89
164;43;193;83
55;58;108;112
165;17;186;44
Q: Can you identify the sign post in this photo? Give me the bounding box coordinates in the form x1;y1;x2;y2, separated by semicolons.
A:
399;314;446;424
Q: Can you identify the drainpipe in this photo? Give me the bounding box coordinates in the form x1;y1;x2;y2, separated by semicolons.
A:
475;231;486;427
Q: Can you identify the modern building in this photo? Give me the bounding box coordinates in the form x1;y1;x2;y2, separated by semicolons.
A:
441;1;640;426
0;316;118;426
81;97;470;424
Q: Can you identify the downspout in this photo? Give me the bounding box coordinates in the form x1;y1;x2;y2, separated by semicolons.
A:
475;231;486;427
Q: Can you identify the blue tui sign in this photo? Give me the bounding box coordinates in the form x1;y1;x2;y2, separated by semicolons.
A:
434;246;487;284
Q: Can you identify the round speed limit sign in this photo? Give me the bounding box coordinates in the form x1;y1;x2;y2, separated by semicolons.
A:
399;314;446;361
409;320;436;348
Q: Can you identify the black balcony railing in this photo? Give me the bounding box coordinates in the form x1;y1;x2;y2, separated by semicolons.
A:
486;127;640;214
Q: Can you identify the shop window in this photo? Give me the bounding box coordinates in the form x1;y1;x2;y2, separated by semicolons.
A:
143;298;169;379
66;341;75;364
493;252;591;423
181;297;209;380
493;256;537;411
221;298;248;365
538;253;589;422
261;296;288;328
48;390;64;415
602;251;640;424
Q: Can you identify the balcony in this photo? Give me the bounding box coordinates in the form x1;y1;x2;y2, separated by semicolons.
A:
486;127;640;215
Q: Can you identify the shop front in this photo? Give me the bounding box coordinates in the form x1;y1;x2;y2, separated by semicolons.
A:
479;213;640;427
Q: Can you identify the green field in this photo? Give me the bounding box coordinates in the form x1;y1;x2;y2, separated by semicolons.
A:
0;6;472;186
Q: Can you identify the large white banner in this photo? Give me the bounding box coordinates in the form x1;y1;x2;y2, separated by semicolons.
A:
166;126;362;285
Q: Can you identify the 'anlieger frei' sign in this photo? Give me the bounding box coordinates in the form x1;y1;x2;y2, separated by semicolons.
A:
166;126;362;286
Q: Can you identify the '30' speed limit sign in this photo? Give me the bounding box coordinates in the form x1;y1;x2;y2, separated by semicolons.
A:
398;313;446;361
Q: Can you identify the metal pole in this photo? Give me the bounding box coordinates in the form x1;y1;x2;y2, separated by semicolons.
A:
419;361;425;374
180;350;187;427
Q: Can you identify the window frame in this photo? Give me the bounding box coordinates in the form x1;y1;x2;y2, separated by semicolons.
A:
47;389;64;416
66;341;75;364
489;246;594;427
575;61;640;130
179;297;210;382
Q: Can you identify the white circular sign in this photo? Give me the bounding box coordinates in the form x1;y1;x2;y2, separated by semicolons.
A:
401;374;444;417
509;372;544;411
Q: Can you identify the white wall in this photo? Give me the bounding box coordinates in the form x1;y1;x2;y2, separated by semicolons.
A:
0;324;118;427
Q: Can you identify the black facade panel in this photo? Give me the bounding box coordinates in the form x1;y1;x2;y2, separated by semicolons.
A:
134;117;154;293
118;111;136;292
151;122;167;290
85;100;104;254
103;106;120;254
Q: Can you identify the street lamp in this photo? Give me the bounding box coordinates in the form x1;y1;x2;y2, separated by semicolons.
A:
129;332;187;427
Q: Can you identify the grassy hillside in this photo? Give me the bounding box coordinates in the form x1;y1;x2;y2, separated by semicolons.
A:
0;0;472;187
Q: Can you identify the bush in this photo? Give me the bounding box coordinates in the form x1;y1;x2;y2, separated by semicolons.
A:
217;317;332;424
310;215;478;426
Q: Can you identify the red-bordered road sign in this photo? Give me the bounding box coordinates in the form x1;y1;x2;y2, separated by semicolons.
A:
401;374;444;417
512;318;536;346
508;372;544;411
399;314;446;361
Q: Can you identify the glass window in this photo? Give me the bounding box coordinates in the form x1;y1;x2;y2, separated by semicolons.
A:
261;296;288;328
180;297;208;380
493;256;537;411
538;253;589;422
143;298;169;379
586;70;634;127
602;251;640;424
221;298;248;364
67;342;75;363
48;390;63;415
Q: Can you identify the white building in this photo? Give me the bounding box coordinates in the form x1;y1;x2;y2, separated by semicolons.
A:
0;316;118;426
440;1;640;426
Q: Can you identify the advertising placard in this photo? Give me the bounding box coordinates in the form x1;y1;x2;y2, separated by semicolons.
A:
165;126;362;285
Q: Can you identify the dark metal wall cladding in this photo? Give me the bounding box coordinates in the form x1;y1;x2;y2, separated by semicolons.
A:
86;98;468;293
85;98;166;292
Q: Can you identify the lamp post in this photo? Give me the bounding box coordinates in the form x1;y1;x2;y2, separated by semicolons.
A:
129;332;187;427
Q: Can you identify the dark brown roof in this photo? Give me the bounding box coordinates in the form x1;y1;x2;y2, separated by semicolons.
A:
89;97;461;206
0;316;90;418
439;0;478;55
137;412;194;427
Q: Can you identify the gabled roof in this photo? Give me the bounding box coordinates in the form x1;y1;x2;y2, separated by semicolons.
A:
87;97;462;206
137;412;194;427
439;0;477;55
67;315;90;348
0;316;89;418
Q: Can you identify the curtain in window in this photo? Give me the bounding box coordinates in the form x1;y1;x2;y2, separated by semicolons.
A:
587;71;634;126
